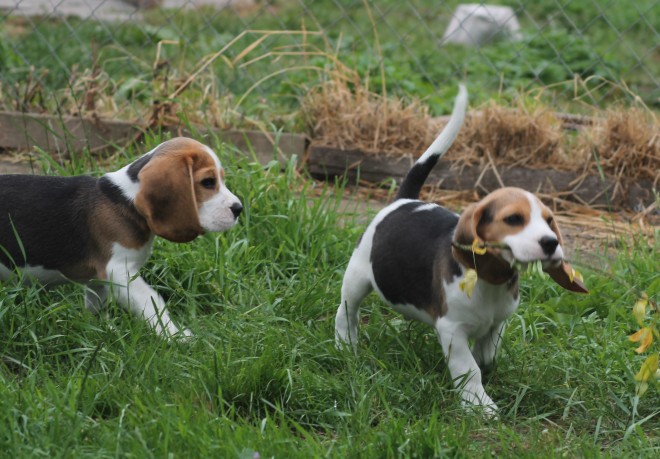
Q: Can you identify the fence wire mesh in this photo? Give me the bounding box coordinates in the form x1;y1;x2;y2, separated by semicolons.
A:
0;0;658;130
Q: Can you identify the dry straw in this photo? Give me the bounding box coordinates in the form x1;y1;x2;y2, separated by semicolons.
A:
302;76;436;156
305;77;659;187
446;102;565;168
578;108;659;186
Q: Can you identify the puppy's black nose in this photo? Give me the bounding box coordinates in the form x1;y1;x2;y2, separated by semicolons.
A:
539;236;559;256
230;203;243;219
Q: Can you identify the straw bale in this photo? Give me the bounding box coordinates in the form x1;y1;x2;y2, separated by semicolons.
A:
576;108;659;185
302;79;435;156
304;82;659;187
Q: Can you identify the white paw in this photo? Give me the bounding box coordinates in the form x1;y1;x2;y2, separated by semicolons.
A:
155;322;193;342
461;399;499;420
176;328;194;341
460;390;499;420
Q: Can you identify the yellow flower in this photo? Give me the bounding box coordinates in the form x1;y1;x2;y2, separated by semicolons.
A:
471;239;487;255
459;269;478;299
629;327;654;354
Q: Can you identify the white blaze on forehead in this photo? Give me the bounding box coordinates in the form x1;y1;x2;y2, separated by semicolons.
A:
203;145;222;173
502;191;563;263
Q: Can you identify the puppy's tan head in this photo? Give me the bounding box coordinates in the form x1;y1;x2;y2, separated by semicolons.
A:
134;138;242;243
453;187;587;293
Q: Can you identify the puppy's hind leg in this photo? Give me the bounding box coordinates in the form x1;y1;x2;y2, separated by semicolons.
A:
84;283;108;315
335;254;372;350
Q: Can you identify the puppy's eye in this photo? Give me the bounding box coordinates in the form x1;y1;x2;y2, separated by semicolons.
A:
503;214;524;226
546;216;554;226
200;178;216;189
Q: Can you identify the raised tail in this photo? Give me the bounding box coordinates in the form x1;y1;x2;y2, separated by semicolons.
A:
395;84;468;200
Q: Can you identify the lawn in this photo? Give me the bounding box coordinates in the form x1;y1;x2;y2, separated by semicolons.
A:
1;133;658;457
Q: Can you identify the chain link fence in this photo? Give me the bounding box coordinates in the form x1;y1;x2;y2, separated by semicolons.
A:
0;0;658;131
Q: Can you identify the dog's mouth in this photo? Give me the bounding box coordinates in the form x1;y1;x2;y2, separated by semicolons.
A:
501;247;563;270
452;241;562;271
509;258;563;273
498;242;565;267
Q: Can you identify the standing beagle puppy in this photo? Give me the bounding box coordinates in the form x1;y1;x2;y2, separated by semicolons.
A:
335;85;587;416
0;137;242;338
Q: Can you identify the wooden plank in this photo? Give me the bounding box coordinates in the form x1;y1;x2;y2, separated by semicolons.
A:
0;111;137;153
308;146;655;210
0;159;35;174
0;111;306;166
213;131;307;167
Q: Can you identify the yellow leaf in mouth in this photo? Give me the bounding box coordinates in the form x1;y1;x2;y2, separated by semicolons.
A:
471;240;487;255
459;269;478;299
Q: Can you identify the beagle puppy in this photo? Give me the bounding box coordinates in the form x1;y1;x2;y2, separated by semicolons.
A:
335;85;587;416
0;137;242;338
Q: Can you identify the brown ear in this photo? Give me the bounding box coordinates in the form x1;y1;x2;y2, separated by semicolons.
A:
134;153;203;243
452;202;486;269
544;214;588;293
544;261;589;294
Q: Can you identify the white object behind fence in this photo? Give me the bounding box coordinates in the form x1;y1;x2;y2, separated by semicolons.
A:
442;4;522;47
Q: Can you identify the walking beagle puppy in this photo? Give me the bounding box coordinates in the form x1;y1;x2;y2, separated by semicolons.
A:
335;85;588;416
0;137;242;338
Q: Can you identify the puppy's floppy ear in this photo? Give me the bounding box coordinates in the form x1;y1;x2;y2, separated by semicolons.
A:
134;153;203;243
452;201;488;269
543;215;589;294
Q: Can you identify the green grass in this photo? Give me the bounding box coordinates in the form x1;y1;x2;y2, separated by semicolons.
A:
0;0;657;128
1;132;659;457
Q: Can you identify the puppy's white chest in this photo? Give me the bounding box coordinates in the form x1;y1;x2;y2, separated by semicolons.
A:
444;275;519;338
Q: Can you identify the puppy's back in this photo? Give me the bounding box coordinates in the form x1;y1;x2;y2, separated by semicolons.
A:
0;175;98;269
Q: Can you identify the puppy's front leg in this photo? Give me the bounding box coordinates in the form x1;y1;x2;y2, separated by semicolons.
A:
435;317;498;417
109;270;191;339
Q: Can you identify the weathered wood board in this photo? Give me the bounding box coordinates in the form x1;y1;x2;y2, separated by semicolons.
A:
0;111;306;167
